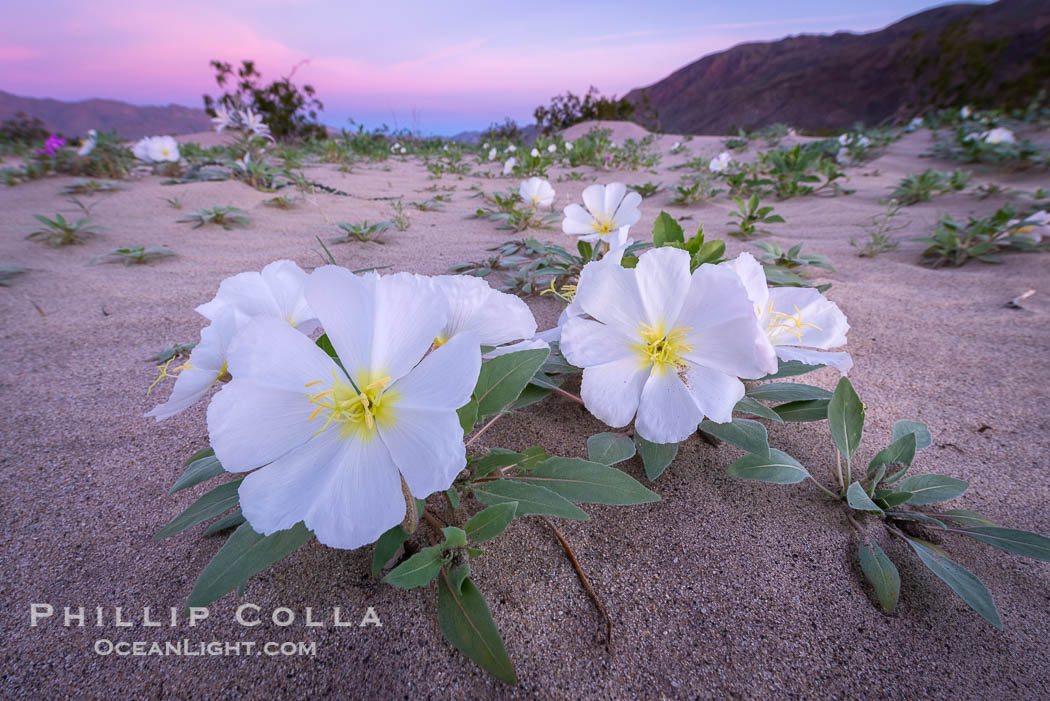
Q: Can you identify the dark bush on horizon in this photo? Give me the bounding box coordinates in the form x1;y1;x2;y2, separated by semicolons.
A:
533;86;656;135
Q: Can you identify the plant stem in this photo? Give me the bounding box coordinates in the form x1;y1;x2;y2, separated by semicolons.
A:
834;449;845;492
808;477;842;500
532;378;585;405
465;413;502;447
539;516;612;650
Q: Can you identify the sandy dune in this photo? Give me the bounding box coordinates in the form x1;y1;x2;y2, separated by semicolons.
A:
1;126;1048;699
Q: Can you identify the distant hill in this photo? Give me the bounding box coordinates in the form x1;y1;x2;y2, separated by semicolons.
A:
0;91;211;139
626;0;1050;135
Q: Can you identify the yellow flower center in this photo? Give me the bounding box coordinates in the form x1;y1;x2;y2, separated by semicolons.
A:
305;371;397;440
765;302;820;344
633;322;692;374
591;215;614;236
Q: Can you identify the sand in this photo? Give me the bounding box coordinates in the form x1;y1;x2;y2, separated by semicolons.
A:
1;122;1049;700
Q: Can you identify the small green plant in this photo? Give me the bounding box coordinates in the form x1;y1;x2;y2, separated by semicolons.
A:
410;198;445;212
889;169;971;205
670;178;722;206
178;206;249;230
163;196;183;209
0;266;28;286
916;206;1047;267
852;202;906;257
727;194;785;239
263;195;299;209
390;199;410;231
471;190;558;232
59;179;122;196
26;213;103;246
627;182;661;198
751;241;833;273
332;220;393;244
91;245;177;266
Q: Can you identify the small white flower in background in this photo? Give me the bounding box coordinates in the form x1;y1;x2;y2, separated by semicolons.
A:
788;128;798;137
709;151;732;172
960;106;972;119
836;147;850;165
560;247;773;444
907;117;923;131
565;141;574;151
520;177;556;209
983;127;1015;145
1007;210;1050;242
234;152;251;169
838;133;851;146
443;144;449;151
724;252;852;373
211;105;234;133
146;311;239;421
483;142;490;149
487;147;497;161
77;129;97;157
562;182;642;247
147;135;180;163
962;132;980;143
856;135;871;148
391;142;400;153
132;137;152;161
241;108;271;139
208;266;482;549
428;274;538;355
530;147;540;158
400;146;408;154
507;144;517;153
547;144;557;153
196;259;318;333
503;157;517;175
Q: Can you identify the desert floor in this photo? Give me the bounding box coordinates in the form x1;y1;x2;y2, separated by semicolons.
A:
1;122;1048;699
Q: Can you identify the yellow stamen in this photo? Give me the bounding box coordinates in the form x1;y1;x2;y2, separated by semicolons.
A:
304;370;397;439
633;321;693;375
765;302;820;343
540;278;578;303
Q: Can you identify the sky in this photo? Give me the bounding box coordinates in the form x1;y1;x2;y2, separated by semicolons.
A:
0;1;987;135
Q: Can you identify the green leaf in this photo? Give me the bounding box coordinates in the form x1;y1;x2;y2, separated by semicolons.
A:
727;449;810;484
437;572;517;685
892;420;932;450
202;508;245;536
473;480;589;520
757;359;825;380
635;436;679;480
465;503;518;542
187;521;313;608
733;396;784;422
773;399;830;422
442;527;468;549
895;474;969;505
886;511;947;529
847;482;883;513
957;527;1050;562
700;418;769;456
472;450;525;478
183;446;214;465
828;377;864;460
154;480;243;540
858;539;900;613
652;210;684;246
521;457;660;505
457;399;478;433
586;432;636;465
170;453;225;494
876;491;914;509
509;383;552;411
747;383;832;403
904;537;1002;629
474;348;550;418
940;509;996;528
868;433;917;472
384;545;445;589
371;525;409;577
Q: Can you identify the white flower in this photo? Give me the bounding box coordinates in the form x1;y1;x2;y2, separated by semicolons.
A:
547;144;557;153
907;117;923;131
483;142;490;148
983;127;1015;145
709;151;732;172
503;157;517;175
565;141;574;151
146;310;238;420
400;146;408;154
560;247;773;444
196;259;318;333
520;177;555;209
724;252;851;373
671;141;681;151
836;147;850;165
530;148;540;157
77;129;97;157
960;106;972;119
147;135;180;163
241;108;271;139
428;275;537;352
131;137;152;161
391;142;400;153
211;105;234;133
443;144;449;151
856;135;871;148
1008;210;1050;242
487;147;497;161
963;132;981;143
507;144;517;153
207;267;482;549
561;182;642;246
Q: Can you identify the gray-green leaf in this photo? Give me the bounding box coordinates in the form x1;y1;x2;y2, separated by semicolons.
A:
635;436;679;480
868;432;916;472
474;348;551;418
371;524;409;577
904;537;1002;629
847;482;883;513
773;399;830;422
746;382;832;403
170;453;224;494
522;457;660;505
858;539;900;613
700;418;769;457
202;508;245;536
895;474;969;505
464;503;518;542
828;377;864;460
586;432;636;465
727;449;810;484
154;480;242;540
940;509;995;528
957;527;1050;562
892;419;932;450
383;545;445;589
733;396;784;422
437;572;517;685
473;480;589;520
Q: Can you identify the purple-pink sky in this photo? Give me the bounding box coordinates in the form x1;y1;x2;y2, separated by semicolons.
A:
1;0;981;134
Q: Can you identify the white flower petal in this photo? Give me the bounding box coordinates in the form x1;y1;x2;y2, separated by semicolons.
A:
775;346;854;374
768;287;849;349
562;204;597;235
379;407;465;498
682;364;745;424
146;311;238;420
634;247;691;328
304;266;376;378
580;357;651;428
723;252;769;310
483;338;550;360
634;369;703;444
389;332;480;411
581;184;605;217
612;190;642;228
572;258;647;332
561;317;635;368
432;275;536;346
224;317;336;393
371;272;448;382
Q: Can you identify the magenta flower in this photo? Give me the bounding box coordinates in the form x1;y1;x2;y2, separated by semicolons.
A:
37;135;66;157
